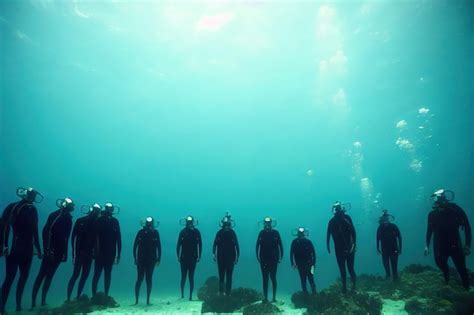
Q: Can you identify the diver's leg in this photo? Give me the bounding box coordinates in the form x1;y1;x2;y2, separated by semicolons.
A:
226;261;234;296
188;260;197;301
91;258;103;296
335;251;347;293
390;252;399;281
297;266;307;293
135;264;145;304
217;258;225;295
31;258;48;308
67;262;82;301
307;266;316;294
180;262;187;299
382;251;391;278
145;263;154;305
15;256;32;311
434;249;450;284
270;262;278;302
347;252;356;290
41;258;61;306
103;261;113;296
451;249;470;290
260;263;269;302
77;257;92;298
1;256;18;313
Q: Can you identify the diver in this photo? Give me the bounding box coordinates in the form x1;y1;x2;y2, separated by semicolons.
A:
376;210;402;281
31;197;74;309
212;213;240;296
327;202;357;293
0;187;43;313
425;189;471;290
176;215;202;301
92;202;122;297
133;216;161;305
290;227;316;294
256;217;283;303
67;203;101;301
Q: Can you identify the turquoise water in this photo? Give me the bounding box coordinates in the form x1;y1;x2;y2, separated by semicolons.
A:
1;0;473;310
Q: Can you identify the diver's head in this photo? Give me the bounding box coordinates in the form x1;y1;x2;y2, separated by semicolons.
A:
91;203;102;216
17;187;43;204
144;216;154;229
220;213;233;229
263;217;273;230
58;197;75;212
431;189;452;208
379;209;394;225
185;215;195;228
297;227;306;238
104;202;114;215
332;202;345;215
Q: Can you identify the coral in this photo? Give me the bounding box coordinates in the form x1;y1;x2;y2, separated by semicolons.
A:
242;302;281;314
291;286;382;315
197;276;219;301
198;277;261;313
90;292;119;308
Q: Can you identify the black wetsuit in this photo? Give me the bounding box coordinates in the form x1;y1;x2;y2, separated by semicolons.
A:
377;223;402;280
31;209;72;307
256;229;283;302
327;212;357;293
133;227;161;305
213;228;240;295
426;202;471;290
176;227;202;300
67;214;99;301
1;200;42;313
92;214;121;296
290;237;316;294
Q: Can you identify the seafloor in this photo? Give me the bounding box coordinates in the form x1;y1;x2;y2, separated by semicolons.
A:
5;264;474;315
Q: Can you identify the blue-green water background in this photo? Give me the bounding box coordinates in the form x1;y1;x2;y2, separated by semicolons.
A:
1;0;473;309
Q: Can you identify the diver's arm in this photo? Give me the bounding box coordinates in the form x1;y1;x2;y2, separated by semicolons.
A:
212;232;218;256
70;221;79;259
277;231;283;260
256;232;261;261
460;209;472;248
133;231;140;263
63;218;73;261
350;217;357;247
289;240;295;266
33;208;42;256
42;212;54;251
156;230;162;262
311;242;316;266
2;204;12;248
176;231;182;259
326;221;332;253
116;220;122;258
234;230;240;259
426;212;434;248
197;230;202;260
376;225;381;252
396;225;402;252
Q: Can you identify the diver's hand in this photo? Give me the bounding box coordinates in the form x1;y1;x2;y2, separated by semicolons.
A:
213;254;216;262
235;258;238;265
424;246;430;256
155;260;160;267
327;248;331;255
352;245;357;253
257;257;261;263
62;255;67;262
115;256;120;264
463;246;471;256
292;264;297;269
197;257;201;263
377;249;381;255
